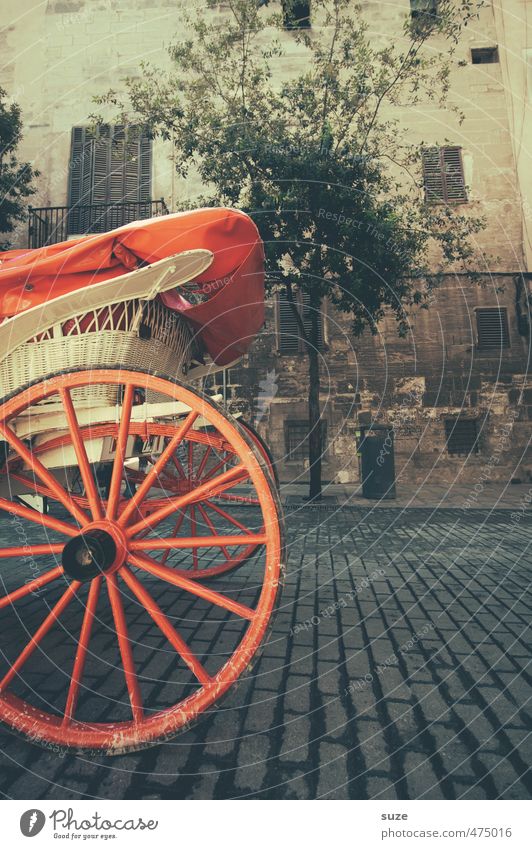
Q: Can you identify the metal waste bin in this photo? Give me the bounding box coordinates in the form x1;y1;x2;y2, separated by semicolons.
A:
357;424;396;499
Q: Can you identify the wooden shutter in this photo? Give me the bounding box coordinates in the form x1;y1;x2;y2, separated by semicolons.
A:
138;132;152;202
476;307;510;349
422;147;445;202
422;146;466;203
442;147;467;202
68;126;96;233
278;293;301;353
91;125;112;232
68;124;152;233
301;291;324;349
277;291;324;353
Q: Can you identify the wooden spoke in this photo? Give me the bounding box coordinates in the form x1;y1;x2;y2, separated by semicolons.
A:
63;577;102;724
129;551;256;620
201;452;234;482
106;383;135;520
120;567;212;686
0;496;78;536
0;422;89;526
0;543;64;560
131;533;266;551
161;508;187;565
195;445;212;482
106;574;143;723
0;582;81;693
196;503;230;560
118;411;199;526
189;505;199;570
125;463;247;538
188;440;194;479
205;499;256;534
60;388;103;521
0;566;64;610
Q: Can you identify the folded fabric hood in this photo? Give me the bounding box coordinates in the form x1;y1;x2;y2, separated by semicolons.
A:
0;207;265;365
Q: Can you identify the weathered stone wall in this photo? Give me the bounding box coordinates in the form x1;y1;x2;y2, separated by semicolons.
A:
211;272;531;486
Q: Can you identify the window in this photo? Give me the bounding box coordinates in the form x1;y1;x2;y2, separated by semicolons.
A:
68;124;152;234
282;0;310;29
285;419;327;461
445;418;479;456
471;46;499;64
277;291;324;353
476;307;510;350
422;146;467;203
410;0;438;23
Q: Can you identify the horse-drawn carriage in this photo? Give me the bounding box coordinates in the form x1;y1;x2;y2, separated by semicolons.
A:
0;208;284;752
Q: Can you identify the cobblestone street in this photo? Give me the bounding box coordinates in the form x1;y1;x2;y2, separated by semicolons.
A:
1;504;531;800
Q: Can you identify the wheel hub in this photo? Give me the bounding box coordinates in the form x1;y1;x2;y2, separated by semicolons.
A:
62;523;127;582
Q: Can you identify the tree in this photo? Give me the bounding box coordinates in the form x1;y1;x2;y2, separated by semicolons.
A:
0;87;38;249
95;0;485;499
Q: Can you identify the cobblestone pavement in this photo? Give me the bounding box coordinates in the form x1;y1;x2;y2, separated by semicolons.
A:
0;505;531;800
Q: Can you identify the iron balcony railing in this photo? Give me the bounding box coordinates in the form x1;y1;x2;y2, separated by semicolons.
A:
28;199;169;249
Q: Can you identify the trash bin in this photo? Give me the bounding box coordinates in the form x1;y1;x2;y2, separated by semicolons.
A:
357;424;396;499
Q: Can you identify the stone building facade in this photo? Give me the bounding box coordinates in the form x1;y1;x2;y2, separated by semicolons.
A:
1;0;531;486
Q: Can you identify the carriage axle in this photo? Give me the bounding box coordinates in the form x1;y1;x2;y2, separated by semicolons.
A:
62;523;127;582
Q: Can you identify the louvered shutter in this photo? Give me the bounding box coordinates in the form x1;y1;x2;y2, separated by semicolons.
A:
301;291;324;349
422;146;466;203
68;126;96;234
278;291;324;352
68;124;153;234
476;308;510;349
91;125;112;231
138;133;152;203
442;146;467;202
278;293;301;353
422;147;445;202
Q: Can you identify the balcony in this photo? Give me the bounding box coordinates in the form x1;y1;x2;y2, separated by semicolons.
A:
28;199;169;249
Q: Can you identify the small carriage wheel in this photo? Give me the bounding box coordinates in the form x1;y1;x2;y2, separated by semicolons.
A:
13;420;277;581
132;417;279;580
0;367;284;752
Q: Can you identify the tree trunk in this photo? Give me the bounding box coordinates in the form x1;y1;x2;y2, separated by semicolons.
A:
284;281;323;501
307;341;322;500
307;289;322;501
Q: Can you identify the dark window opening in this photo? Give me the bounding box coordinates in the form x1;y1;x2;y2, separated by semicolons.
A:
476;307;510;350
410;0;438;25
471;46;499;64
277;291;324;353
445;418;479;456
282;0;310;29
422;146;467;203
285;419;327;461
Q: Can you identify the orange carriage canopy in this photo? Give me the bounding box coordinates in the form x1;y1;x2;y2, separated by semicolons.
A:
0;207;265;366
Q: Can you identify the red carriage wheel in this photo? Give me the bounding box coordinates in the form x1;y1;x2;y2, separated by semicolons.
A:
0;368;284;752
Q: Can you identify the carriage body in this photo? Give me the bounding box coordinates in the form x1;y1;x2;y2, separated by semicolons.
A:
0;210;283;753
